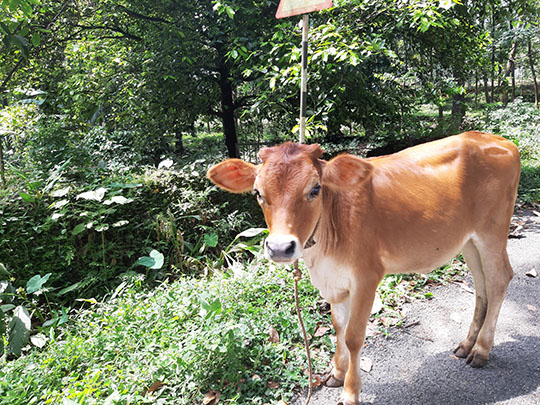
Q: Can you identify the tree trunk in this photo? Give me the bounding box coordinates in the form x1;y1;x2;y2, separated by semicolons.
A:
490;7;496;103
0;135;5;188
217;58;239;158
483;76;490;103
511;63;516;101
475;71;479;108
174;132;184;154
502;23;520;106
528;37;539;109
451;74;466;128
451;92;465;128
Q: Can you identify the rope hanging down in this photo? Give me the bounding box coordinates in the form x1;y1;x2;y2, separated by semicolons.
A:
293;259;314;405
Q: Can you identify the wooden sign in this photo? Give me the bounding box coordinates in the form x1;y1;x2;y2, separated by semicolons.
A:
276;0;332;19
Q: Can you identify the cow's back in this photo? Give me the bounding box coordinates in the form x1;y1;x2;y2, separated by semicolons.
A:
359;132;520;274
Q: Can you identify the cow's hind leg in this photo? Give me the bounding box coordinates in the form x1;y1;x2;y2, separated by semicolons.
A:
454;240;488;358
463;236;513;368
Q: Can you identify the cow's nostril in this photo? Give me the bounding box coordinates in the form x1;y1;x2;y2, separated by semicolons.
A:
285;240;296;256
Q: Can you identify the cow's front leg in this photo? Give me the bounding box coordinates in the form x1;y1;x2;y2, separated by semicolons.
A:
328;298;351;387
338;277;380;405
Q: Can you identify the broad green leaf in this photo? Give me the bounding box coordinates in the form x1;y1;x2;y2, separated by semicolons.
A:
51;212;65;220
72;223;86;235
11;35;29;59
26;273;51;294
235;228;267;239
0;314;4;356
7;306;31;357
149;250;164;269
76;187;107;201
135;256;155;268
0;280;15;303
20;1;32;16
103;196;132;205
31;32;40;47
30;333;47;348
51;187;70;197
204;233;218;248
199;295;222;318
0;263;10;277
439;0;456;10
225;5;235;19
18;192;35;203
1;304;16;312
58;282;80;296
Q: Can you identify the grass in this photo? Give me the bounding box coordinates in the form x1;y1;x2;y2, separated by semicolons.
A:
0;262;333;405
0;256;469;405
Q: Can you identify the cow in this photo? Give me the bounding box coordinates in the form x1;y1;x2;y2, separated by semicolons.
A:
206;131;521;405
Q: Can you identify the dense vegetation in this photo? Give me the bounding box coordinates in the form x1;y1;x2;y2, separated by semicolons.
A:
1;0;539;403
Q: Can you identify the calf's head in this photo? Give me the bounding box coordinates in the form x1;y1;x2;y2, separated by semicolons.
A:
207;143;372;263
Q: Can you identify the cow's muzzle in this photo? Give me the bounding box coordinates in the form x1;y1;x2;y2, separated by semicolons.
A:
264;234;302;263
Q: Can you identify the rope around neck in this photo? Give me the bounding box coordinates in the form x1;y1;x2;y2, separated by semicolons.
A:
293;259;313;405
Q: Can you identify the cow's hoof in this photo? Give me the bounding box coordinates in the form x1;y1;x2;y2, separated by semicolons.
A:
337;390;360;405
453;343;471;358
336;397;357;405
325;375;344;387
466;351;489;368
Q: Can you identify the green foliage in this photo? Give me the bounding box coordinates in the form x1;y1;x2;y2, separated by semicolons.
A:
473;99;540;201
0;263;332;404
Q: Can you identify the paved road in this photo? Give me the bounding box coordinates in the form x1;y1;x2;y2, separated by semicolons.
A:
294;210;540;405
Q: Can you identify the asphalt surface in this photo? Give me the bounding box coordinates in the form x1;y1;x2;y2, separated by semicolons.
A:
294;210;540;405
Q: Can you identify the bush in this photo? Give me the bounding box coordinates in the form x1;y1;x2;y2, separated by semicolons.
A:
0;263;332;404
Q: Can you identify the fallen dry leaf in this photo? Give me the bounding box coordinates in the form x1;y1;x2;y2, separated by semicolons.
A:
314;326;330;337
532;210;540;217
145;381;164;395
360;357;373;372
251;374;261;382
527;304;537;311
277;400;288;405
450;354;460;360
267;381;280;389
525;268;537;278
311;374;324;388
268;326;280;343
202;390;221;405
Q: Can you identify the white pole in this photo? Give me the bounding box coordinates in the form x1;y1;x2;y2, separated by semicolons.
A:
299;14;309;144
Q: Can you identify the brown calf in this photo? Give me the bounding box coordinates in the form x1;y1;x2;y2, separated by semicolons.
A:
207;131;520;405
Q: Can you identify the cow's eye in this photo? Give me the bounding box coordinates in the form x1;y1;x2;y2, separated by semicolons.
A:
252;188;264;203
308;184;321;200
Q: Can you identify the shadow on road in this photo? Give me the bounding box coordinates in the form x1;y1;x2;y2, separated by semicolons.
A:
356;335;540;405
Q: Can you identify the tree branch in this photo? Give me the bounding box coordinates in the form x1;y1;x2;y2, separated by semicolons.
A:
75;24;143;41
117;5;171;24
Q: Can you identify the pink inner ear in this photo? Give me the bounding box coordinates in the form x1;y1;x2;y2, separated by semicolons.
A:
207;159;257;193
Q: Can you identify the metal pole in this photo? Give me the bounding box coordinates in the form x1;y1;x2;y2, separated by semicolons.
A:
299;14;309;144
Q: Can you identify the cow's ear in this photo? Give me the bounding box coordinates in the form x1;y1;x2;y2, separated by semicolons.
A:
207;159;258;193
322;154;373;189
